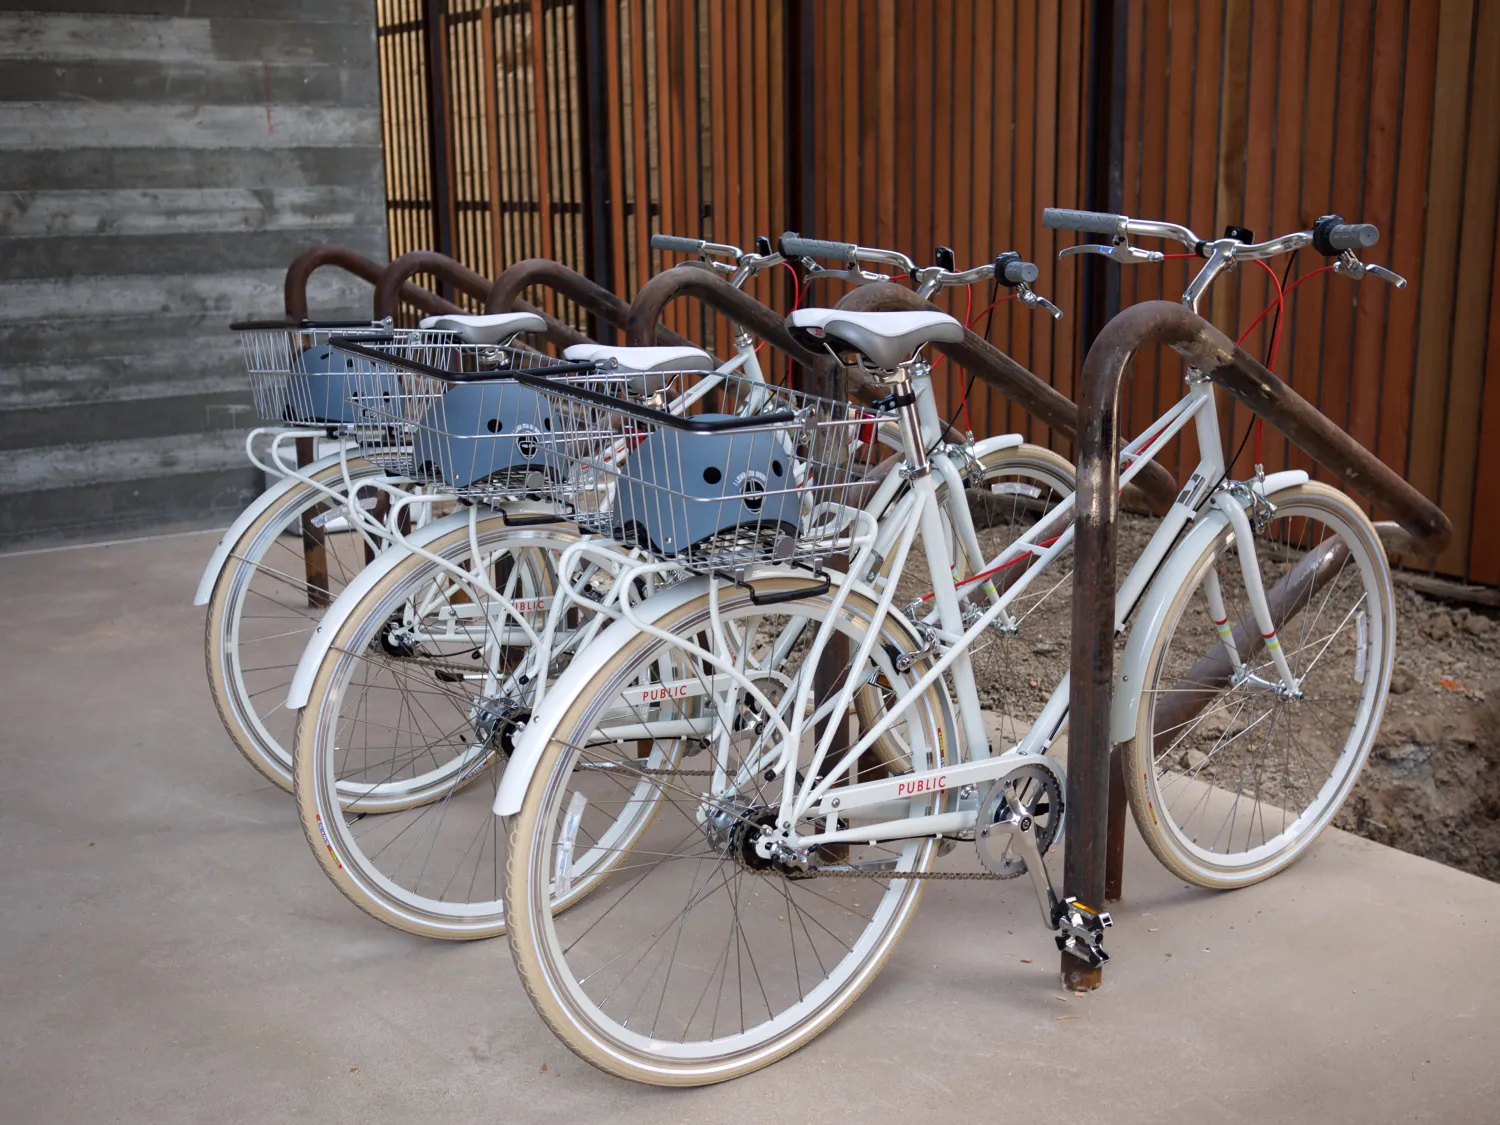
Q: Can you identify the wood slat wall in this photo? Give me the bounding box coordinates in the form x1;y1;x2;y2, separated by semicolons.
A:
379;0;1500;584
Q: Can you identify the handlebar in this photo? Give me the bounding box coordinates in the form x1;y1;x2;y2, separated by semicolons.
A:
1046;205;1405;310
779;231;1060;318
1045;206;1385;263
652;232;786;288
778;232;919;277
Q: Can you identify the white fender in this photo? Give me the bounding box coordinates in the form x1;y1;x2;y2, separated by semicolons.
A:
971;432;1025;459
283;508;483;710
493;567;937;817
192;450;377;606
1110;469;1309;742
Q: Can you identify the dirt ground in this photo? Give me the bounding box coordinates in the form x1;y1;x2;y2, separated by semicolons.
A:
1336;584;1500;882
911;499;1500;883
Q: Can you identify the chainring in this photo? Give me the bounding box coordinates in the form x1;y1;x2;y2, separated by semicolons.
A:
975;759;1065;878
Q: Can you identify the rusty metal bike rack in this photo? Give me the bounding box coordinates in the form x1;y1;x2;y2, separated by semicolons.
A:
487;257;704;350
623;264;826;363
373;250;591;351
283;244;458;323
1062;300;1452;989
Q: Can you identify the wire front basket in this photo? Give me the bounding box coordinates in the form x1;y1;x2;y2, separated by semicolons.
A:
512;366;894;572
231;319;456;426
330;338;596;499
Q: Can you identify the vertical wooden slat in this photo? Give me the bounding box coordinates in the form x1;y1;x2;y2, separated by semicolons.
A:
748;0;770;319
1113;0;1144;433
1346;0;1407;461
1205;0;1247;475
528;0;553;315
1318;0;1376;449
986;1;1015;437
1031;0;1059;444
1010;0;1035;435
839;1;859;246
1466;185;1500;582
1125;0;1167;449
876;0;897;252
706;0;728;350
628;0;650;295
812;0;829;243
1406;0;1475;509
1051;0;1082;413
1376;1;1438;482
1264;0;1310;474
1436;0;1500;575
606;0;627;300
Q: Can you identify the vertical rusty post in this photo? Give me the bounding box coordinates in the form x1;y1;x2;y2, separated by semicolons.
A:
1062;330;1121;992
296;436;332;609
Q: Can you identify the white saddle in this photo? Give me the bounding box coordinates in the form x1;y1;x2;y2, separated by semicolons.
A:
419;312;546;345
788;308;965;370
562;344;715;373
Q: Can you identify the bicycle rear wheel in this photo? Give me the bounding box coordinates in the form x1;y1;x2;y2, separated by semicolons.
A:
293;519;617;938
505;577;947;1085
1123;483;1394;887
204;457;394;790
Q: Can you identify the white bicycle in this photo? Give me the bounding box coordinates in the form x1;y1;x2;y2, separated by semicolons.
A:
496;214;1404;1084
285;238;1076;940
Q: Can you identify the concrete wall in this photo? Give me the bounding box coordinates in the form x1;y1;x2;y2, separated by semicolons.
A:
0;1;388;547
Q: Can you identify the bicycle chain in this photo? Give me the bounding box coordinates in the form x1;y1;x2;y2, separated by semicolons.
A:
780;866;1008;881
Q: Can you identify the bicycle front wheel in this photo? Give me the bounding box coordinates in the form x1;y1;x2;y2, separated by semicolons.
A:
1123;483;1394;887
505;576;947;1085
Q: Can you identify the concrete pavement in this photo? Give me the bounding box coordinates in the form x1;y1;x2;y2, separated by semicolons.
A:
1;529;1496;1124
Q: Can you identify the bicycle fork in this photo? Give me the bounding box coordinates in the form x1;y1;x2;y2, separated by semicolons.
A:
1208;490;1301;695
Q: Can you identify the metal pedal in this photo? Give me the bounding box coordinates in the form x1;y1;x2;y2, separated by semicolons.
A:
1052;896;1113;967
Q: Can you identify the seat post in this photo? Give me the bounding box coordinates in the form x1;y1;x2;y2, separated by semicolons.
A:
887;362;930;477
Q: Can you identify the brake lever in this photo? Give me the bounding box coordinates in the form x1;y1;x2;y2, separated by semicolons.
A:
1058;239;1165;266
1333;251;1407;289
800;261;898;286
1018;285;1063;320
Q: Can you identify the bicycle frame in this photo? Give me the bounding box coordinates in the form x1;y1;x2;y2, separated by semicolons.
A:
620;265;1315;857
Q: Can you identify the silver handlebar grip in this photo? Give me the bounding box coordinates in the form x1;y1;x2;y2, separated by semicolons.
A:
650;234;707;254
1327;223;1379;251
778;233;858;262
1042;207;1121;235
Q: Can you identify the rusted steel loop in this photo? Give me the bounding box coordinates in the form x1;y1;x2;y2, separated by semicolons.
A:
283;244;458;321
486;258;700;349
1081;300;1451;555
1063;299;1452;989
831;283;1180;513
624;264;825;364
370;251;582;350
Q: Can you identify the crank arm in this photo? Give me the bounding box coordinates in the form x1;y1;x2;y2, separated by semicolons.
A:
985;794;1113;967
